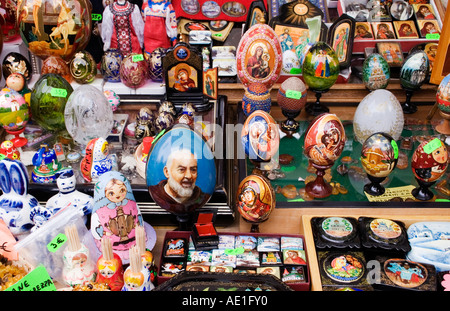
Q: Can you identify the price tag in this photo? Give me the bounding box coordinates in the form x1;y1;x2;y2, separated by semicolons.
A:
212;33;222;37
91;13;102;21
391;140;399;159
426;33;440;40
286;89;302;100
151;129;166;145
289;68;302;74
5;265;56;291
47;233;67;253
423;138;442;154
50;88;67;98
224;247;245;255
132;54;144;62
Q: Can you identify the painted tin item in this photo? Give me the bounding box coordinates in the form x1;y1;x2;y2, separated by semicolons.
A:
242;82;271;117
30;73;74;133
321;252;366;283
100;49;123;82
311;216;361;249
236;174;275;224
18;0;92;61
0;0;20;42
362;53;390;91
147;47;165;82
400;50;429;91
80;137;115;182
241;110;280;162
41;55;73;83
120;53;148;89
302;41;340;92
0;158;37;236
236;23;282;90
64;85;114;146
361;132;399;196
0;88;29;147
69;50;97;84
382;258;434;290
0;140;20;160
277;77;307;132
353;89;404;144
31;144;64;183
359;217;411;252
2;52;32;82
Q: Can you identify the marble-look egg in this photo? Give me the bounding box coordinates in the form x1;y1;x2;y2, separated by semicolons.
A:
2;52;33;82
120;53;148;89
436;73;450;114
353;89;404;144
399;50;429;91
304;113;346;166
301;41;340;92
361;132;398;178
69;50;97;84
362;53;390;91
411;139;448;183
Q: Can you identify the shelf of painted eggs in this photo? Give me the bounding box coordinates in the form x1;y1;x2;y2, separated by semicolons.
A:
435;73;450;135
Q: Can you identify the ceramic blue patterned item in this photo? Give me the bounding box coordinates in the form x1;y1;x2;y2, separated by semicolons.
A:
407;221;450;272
31;144;65;183
242;82;271;117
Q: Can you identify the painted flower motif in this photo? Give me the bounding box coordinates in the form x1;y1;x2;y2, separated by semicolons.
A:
442;273;450;291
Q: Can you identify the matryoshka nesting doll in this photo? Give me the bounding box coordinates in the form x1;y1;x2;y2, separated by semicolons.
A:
0;140;20;160
411;138;448;201
122;246;153;291
96;237;124;291
80;138;116;183
91;171;145;262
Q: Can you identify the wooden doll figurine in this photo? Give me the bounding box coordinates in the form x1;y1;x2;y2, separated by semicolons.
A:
62;224;96;287
101;0;145;57
122;246;153;291
96;237;124;291
141;0;177;56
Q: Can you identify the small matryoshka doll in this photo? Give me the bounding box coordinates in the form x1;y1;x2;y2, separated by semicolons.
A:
135;225;157;285
122;246;153;291
62;224;96;287
80;137;115;182
96;237;124;291
90;171;144;262
0;140;20;160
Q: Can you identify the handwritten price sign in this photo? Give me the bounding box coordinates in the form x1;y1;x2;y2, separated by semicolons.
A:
47;233;67;253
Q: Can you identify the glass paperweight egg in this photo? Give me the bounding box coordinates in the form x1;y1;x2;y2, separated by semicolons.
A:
147;47;165;82
146;125;216;226
100;49;123;82
0;0;20;42
361;132;399;196
2;52;33;82
362;53;390;91
17;0;92;61
69;50;97;84
236;174;275;231
353;89;404;144
30;73;73;133
241;110;280;162
0;88;29;147
120;53;148;89
242;82;271;117
41;55;72;83
64;85;114;147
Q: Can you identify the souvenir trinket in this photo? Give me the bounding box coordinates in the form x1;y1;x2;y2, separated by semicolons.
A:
2;52;32;82
191;210;219;250
18;0;92;61
260;251;282;266
277;77;307;133
96;237;124;291
235;235;257;251
175;114;194;127
69;50;97;84
160;261;185;277
187;250;212;266
236;174;275;232
211;249;237;268
135;225;157;284
282;266;305;284
122;246;153;291
362;53;390;91
435;73;450;135
120;53;149;88
407;221;450;272
304;113;346;198
438;271;450;291
62;224;96;287
31;144;64;183
241;82;271;117
411;138;448;201
236;250;260;267
147;47;165;82
135;107;157;141
100;49;123;82
283;249;307;265
302;42;340;116
0;140;20;160
0;88;29;148
210;266;234;273
358;217;411;253
147;125;216;228
281;236;304;251
361;132;399;196
186;265;209;272
104;90;120;112
258;266;280;278
353;89;404;144
311;216;361;249
0;159;37;236
218;235;235;249
159;100;176;117
400;50;430;114
41;56;72;83
80;138;116;182
164;238;188;259
257;236;280;252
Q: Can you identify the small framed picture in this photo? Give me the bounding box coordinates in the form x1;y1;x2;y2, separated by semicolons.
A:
327;13;356;69
417;19;441;38
372;22;396;39
203;67;218;100
413;4;437;20
393;20;419;39
377;42;404;67
355;22;374;40
389;0;414;20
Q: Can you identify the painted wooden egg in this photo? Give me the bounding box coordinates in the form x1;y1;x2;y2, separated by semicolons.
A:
411;139;448;183
30;73;73;133
236;174;275;224
236;23;282;90
436;73;450;114
146;125;216;217
0;88;29;132
361;132;398;178
242;82;271;117
362;53;390;91
158;101;176;117
277;77;307;112
399;50;429;91
353;89;404;144
2;52;33;82
69;51;97;84
301;41;340;92
241;110;280;162
5;73;26;93
18;0;92;61
304;113;346;166
101;49;123;82
41;55;72;83
147;47;165;82
120;53;148;89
